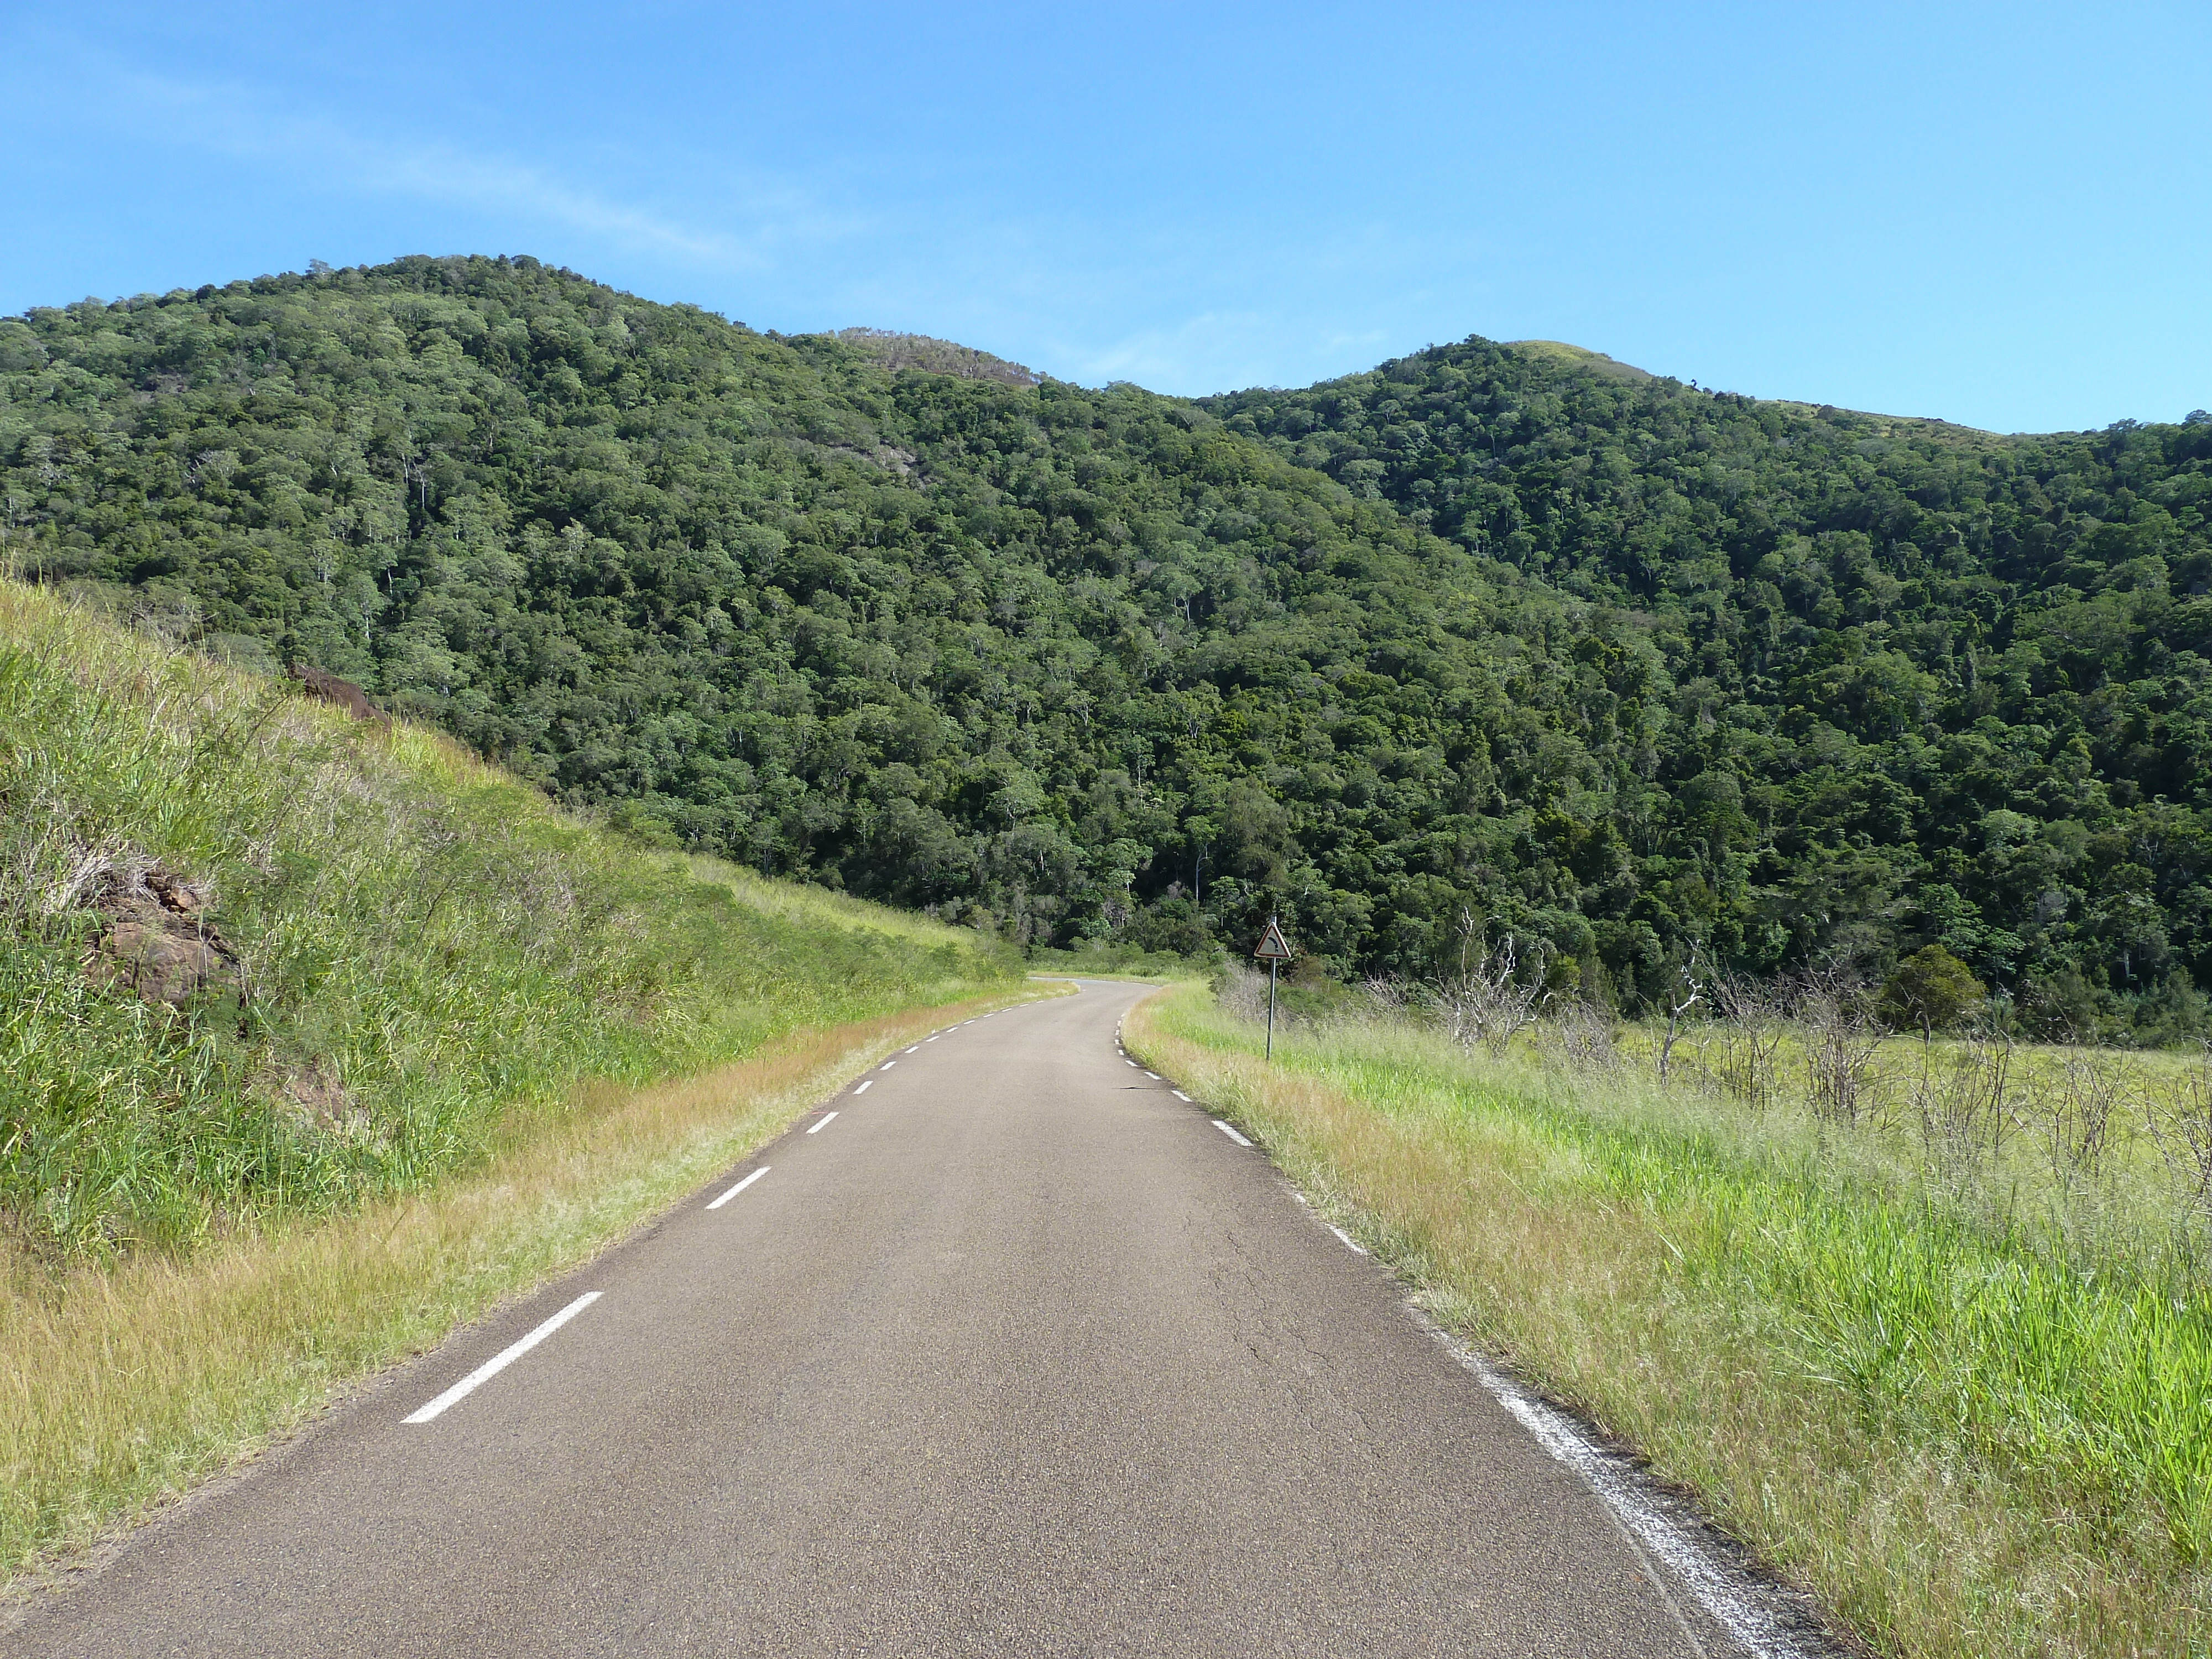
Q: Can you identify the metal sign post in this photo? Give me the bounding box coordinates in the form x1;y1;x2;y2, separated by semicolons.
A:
1254;915;1292;1061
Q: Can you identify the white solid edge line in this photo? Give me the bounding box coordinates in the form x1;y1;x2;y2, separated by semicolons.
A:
1213;1120;1251;1146
404;1291;602;1423
853;1079;873;1094
1172;1090;1191;1101
808;1110;839;1134
707;1166;771;1209
1329;1224;1370;1256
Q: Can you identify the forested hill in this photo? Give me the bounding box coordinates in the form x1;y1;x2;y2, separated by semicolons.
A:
4;255;2209;1039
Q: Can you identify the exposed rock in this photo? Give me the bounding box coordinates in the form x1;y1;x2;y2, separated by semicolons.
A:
288;661;389;726
828;441;921;477
85;859;243;1006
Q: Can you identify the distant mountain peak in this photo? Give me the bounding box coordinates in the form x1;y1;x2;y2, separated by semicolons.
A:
834;328;1038;387
1505;340;1653;384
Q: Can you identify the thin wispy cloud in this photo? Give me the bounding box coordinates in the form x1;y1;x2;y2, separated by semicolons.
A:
0;23;1460;394
139;76;784;267
332;142;755;267
5;34;849;274
1072;311;1274;390
1062;311;1404;397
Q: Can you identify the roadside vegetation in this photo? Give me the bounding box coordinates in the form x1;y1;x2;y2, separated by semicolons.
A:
0;578;1024;1578
1025;939;1207;979
1128;969;2212;1659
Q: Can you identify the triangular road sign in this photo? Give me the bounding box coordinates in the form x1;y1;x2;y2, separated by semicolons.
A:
1254;916;1293;961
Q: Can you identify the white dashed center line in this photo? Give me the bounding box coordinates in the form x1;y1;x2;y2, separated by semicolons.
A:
1213;1120;1251;1146
403;1291;602;1423
708;1166;771;1209
808;1110;838;1134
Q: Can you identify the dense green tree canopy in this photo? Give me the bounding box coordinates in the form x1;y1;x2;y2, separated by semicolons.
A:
5;257;2208;1039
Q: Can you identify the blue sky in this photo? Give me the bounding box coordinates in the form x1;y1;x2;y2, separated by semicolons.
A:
4;2;2206;432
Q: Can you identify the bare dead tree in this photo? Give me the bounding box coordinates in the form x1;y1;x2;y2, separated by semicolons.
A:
1425;928;1548;1056
1656;946;1706;1083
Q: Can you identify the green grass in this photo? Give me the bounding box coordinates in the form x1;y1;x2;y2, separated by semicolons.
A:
1129;985;2212;1659
1024;940;1213;979
701;856;997;953
0;578;1036;1582
1504;338;1655;383
1;578;1014;1260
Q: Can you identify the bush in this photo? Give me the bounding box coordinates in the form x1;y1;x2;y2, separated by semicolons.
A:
1881;945;1986;1041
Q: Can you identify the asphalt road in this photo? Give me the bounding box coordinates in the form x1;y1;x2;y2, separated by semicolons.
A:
11;982;1740;1657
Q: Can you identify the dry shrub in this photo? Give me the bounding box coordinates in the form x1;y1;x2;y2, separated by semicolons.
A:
1699;973;1787;1111
1906;1026;2017;1164
1800;970;1885;1127
2155;1044;2212;1232
1215;961;1271;1022
1361;975;1410;1019
1535;998;1622;1075
2034;1047;2134;1194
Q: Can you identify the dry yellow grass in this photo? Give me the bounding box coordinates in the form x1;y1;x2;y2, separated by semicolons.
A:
1128;985;2212;1659
1;983;1057;1588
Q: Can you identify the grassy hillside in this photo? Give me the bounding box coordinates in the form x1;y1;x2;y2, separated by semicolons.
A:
0;576;1012;1260
1;577;1026;1575
3;257;2208;1037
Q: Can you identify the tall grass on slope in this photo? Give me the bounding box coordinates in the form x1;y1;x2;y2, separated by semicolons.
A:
1127;986;2212;1659
0;580;1008;1259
